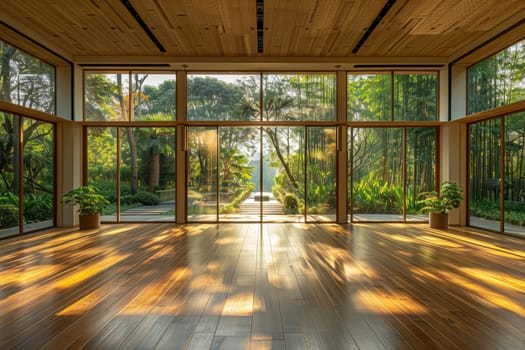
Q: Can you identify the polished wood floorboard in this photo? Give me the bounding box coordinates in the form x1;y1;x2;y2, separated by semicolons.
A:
1;223;524;349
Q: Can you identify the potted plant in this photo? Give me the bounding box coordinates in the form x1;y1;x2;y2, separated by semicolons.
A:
62;185;109;230
420;181;464;229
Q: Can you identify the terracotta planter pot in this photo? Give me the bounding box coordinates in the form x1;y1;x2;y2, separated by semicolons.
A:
79;213;101;230
429;212;448;229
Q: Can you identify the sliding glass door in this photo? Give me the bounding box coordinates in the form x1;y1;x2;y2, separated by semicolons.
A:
188;126;337;222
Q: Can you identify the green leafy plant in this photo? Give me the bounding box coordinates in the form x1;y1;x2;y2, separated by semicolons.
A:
0;192;19;228
283;193;299;214
420;181;463;214
62;186;109;214
134;191;160;206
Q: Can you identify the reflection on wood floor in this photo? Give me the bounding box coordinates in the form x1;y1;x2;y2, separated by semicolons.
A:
1;223;524;349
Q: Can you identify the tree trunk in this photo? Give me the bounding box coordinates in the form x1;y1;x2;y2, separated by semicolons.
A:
126;128;138;194
265;128;299;189
148;138;160;192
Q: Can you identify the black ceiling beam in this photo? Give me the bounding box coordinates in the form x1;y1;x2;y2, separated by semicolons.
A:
121;0;166;53
351;0;398;54
256;0;264;53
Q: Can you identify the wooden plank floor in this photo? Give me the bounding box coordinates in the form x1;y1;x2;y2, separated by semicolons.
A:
1;223;524;350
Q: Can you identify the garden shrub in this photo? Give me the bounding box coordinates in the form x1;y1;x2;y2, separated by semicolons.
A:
134;191;160;205
220;204;238;214
283;193;299;214
24;193;53;222
0;204;19;228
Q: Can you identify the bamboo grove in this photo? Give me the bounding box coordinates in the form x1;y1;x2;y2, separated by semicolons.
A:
469;40;525;228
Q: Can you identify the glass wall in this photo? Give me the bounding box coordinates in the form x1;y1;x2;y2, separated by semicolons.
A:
263;74;336;121
23;119;55;229
348;72;438;122
306;127;337;221
187;127;218;221
84;71;176;121
504;113;525;235
406;127;436;221
87;127;118;221
0;112;55;238
0;39;55;114
0;112;20;236
186;72;337;222
468;39;525;114
469;113;525;237
262;126;305;222
187;125;337;222
219;127;259;222
469;119;502;232
132;73;176;121
87;126;176;223
348;73;391;121
349;127;437;222
187;74;260;121
350;128;403;221
393;73;437;121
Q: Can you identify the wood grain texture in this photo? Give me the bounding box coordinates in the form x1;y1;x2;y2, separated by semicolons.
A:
1;223;524;349
0;0;524;59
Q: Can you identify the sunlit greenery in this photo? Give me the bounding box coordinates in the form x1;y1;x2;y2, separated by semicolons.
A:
470;112;525;230
349;127;436;221
468;39;525;233
87;126;176;221
0;40;56;234
348;72;437;121
84;72;176;121
0;112;55;230
468;39;525;114
0;39;55;114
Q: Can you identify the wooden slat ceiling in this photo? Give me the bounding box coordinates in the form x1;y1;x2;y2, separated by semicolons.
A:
1;0;524;63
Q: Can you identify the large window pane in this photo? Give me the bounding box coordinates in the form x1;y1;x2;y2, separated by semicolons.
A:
406;127;436;221
187;127;218;221
393;73;437;121
263;127;305;221
84;72;129;121
306;127;337;222
87;127;118;221
0;112;20;237
0;40;55;114
504;112;525;237
348;73;391;121
132;73;176;121
351;128;403;221
263;74;336;121
468;40;525;114
469;119;501;231
23;119;54;230
187;74;260;121
120;127;176;222
219;127;259;221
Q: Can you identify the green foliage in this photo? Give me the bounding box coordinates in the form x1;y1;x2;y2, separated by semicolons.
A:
24;192;53;222
62;186;109;215
353;179;402;213
87;181;119;202
120;191;161;206
0;204;18;228
468;40;525;114
420;181;463;214
283;193;299;214
230;183;255;208
133;191;160;206
0;191;19;228
0;40;55;114
471;199;525;226
220;204;238;214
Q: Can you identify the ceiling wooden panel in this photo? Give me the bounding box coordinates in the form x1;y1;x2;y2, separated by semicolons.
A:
0;0;524;62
